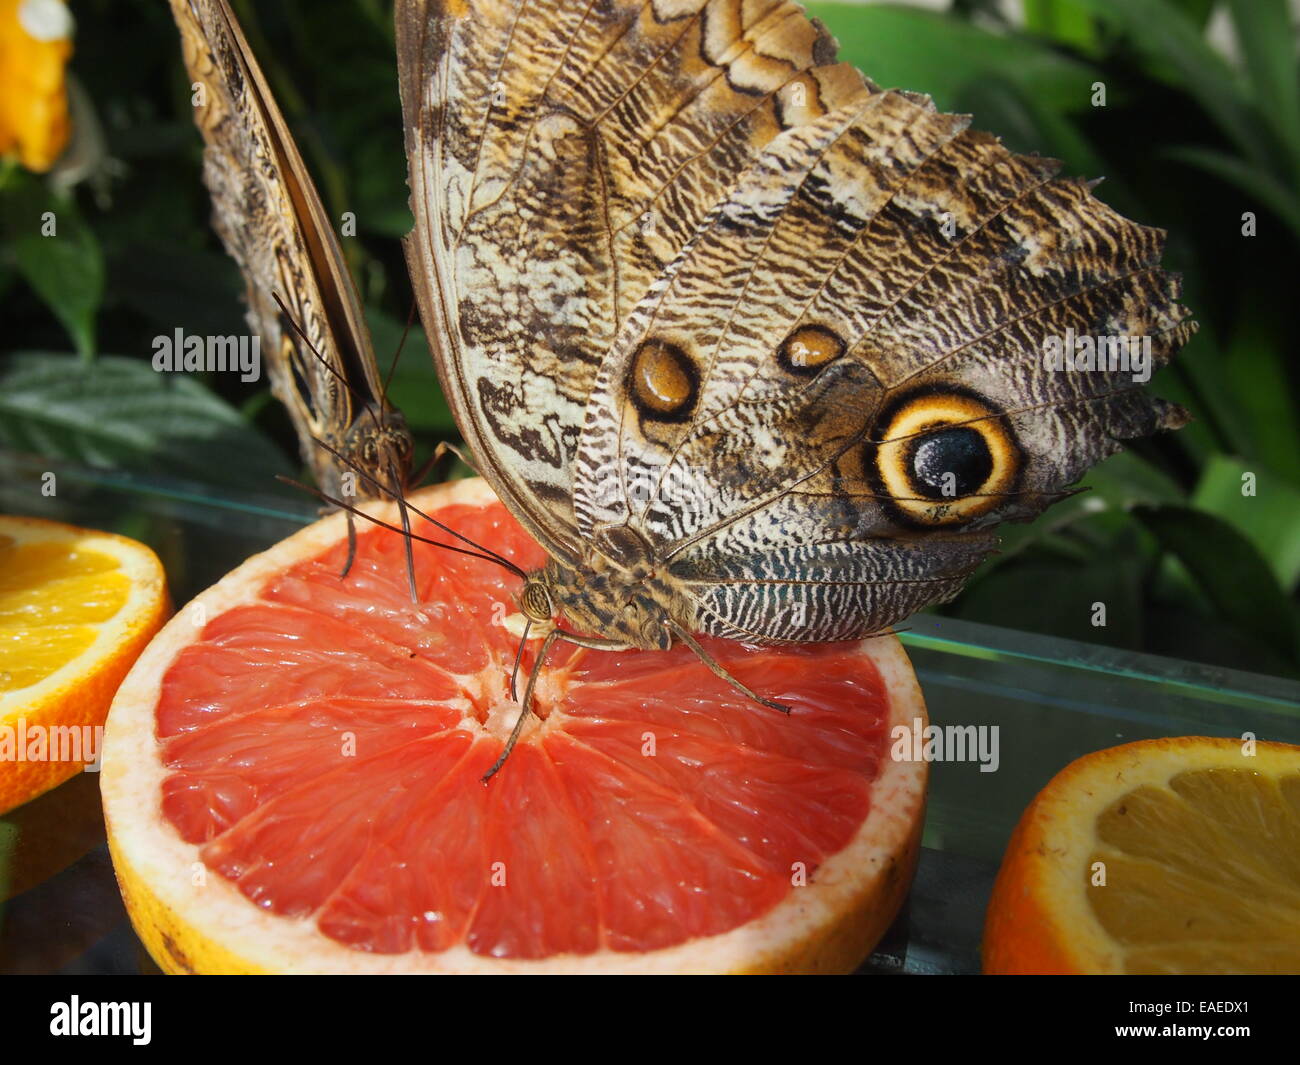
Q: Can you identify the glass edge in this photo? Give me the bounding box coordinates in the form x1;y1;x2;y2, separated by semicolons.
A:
5;451;1298;709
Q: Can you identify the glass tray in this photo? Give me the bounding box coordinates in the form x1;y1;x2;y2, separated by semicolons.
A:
2;453;1298;975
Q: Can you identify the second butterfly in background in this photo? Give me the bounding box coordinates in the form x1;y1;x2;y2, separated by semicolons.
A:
169;0;420;583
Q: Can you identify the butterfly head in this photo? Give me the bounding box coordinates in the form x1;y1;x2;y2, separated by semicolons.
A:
519;578;554;625
344;410;415;499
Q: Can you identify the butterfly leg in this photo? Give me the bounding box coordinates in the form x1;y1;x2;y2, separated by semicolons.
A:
390;460;420;604
341;511;358;579
667;620;791;714
432;440;479;477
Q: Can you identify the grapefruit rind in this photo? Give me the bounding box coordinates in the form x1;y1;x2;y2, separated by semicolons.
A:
982;735;1300;975
103;478;927;974
0;517;169;815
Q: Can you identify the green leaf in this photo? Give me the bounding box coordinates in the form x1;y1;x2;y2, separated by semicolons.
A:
106;242;245;337
1219;286;1300;484
1133;503;1300;668
1022;0;1103;55
1160;318;1259;467
949;76;1128;203
1084;449;1188;507
1158;279;1300;484
386;358;456;437
0;353;292;492
949;524;1150;649
1165;0;1218;29
1226;0;1300;181
1192;456;1300;591
1068;0;1273;169
807;3;1103;114
1;178;104;358
1164;145;1300;242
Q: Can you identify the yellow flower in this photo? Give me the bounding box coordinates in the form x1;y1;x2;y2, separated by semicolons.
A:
0;0;74;173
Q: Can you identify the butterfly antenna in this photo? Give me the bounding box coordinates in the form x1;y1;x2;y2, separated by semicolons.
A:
277;474;528;579
380;299;419;410
272;290;384;434
308;436;526;578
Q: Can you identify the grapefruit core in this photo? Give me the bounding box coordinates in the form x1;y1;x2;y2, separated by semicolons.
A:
102;478;928;973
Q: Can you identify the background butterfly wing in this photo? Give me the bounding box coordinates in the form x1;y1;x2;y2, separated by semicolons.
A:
571;92;1196;641
396;0;873;563
170;0;409;498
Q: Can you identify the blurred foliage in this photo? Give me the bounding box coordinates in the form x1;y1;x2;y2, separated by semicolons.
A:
0;0;1296;677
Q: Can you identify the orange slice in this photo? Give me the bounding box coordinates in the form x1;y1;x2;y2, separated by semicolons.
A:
102;478;928;973
984;736;1300;974
0;515;168;814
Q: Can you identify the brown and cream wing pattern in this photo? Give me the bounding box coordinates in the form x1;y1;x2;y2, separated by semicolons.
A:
396;0;873;564
169;0;410;500
571;89;1195;642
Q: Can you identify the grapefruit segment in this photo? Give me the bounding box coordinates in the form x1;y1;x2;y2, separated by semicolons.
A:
157;603;463;735
103;478;928;973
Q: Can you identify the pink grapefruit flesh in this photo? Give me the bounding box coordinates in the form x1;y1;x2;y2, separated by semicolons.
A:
102;479;927;973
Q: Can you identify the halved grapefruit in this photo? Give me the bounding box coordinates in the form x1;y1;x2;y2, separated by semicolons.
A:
102;478;928;973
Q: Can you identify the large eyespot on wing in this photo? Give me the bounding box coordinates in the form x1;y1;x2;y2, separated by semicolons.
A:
867;388;1022;527
572;92;976;541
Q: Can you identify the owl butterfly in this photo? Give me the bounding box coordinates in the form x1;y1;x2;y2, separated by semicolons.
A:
167;0;421;580
395;0;1194;770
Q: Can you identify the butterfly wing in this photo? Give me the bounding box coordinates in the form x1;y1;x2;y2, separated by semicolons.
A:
396;0;872;563
169;0;411;499
571;91;1195;641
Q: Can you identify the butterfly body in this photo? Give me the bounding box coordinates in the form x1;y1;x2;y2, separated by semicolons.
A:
531;553;678;652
